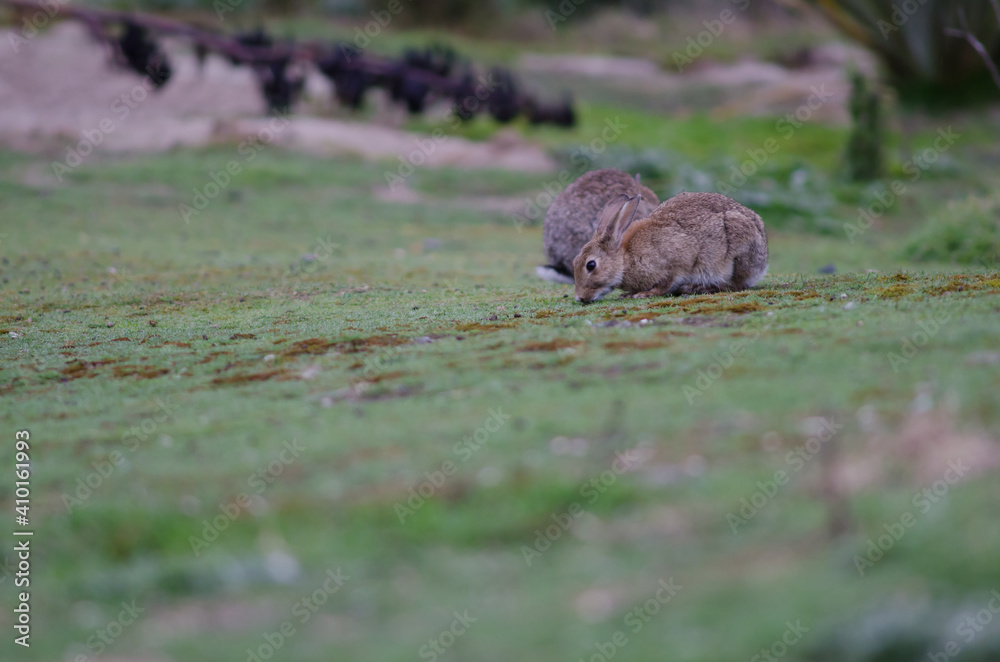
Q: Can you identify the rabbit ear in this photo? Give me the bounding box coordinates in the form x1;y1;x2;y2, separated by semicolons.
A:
605;194;642;248
596;194;631;238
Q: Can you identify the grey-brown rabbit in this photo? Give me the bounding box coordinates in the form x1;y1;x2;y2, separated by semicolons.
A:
573;192;768;303
537;168;660;284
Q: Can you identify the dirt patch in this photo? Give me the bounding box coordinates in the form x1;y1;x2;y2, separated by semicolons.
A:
603;337;672;352
520;339;583;352
719;302;764;314
282;334;408;357
112;364;170;379
197;350;233;364
453;322;518;332
282;338;336;357
831;408;1000;495
59;359;119;380
212;369;287;386
641;296;763;315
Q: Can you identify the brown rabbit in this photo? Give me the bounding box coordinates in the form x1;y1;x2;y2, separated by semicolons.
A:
537;169;660;284
572;192;768;303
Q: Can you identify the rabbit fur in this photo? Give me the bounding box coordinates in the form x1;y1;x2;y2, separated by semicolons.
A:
537;168;660;284
572;191;768;303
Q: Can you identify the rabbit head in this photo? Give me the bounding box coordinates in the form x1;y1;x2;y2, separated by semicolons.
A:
572;194;643;303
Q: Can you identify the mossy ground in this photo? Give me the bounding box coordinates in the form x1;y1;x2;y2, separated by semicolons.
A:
1;96;999;662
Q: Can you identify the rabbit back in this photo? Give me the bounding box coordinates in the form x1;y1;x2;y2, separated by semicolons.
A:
622;192;768;294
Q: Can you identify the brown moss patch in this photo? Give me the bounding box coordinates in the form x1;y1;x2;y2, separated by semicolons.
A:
282;334;409;357
453;322;517;332
519;339;583;352
335;334;408;353
874;284;913;299
363;370;407;383
59;359;119;380
621;313;664;323
282;338;335;356
165;341;192;348
923;274;1000;296
722;301;764;314
926;276;971;295
229;333;256;340
603;337;671;352
111;337;131;342
212;369;286;386
112;364;170;379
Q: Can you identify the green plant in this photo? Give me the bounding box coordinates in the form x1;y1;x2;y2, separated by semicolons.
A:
845;71;885;181
803;0;1000;105
902;193;1000;265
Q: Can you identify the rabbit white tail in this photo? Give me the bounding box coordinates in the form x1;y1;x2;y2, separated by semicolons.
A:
536;265;575;284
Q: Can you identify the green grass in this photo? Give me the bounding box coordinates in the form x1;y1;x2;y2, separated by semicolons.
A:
1;104;999;662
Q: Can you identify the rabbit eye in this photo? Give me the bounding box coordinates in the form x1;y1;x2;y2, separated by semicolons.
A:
586;260;596;272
